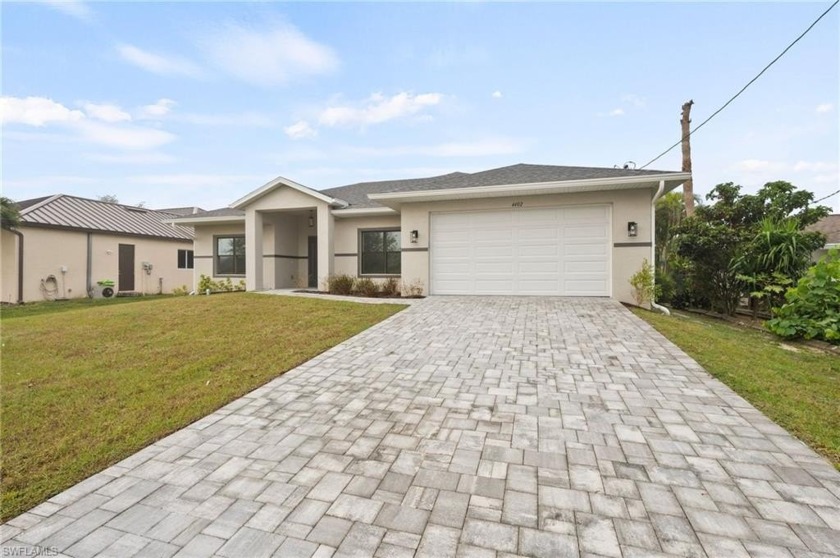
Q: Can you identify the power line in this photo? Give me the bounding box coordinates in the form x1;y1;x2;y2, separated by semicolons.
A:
640;0;839;170
813;189;840;205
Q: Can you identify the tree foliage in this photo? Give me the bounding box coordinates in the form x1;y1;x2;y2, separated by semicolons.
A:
674;181;829;315
98;194;119;204
1;197;21;230
767;250;840;344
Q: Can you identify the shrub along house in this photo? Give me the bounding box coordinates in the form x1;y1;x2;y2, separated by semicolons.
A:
1;195;197;303
173;164;690;304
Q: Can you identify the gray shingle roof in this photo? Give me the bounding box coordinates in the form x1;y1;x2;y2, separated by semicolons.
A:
187;208;245;218
18;195;194;240
158;206;205;217
321;163;680;208
807;214;840;244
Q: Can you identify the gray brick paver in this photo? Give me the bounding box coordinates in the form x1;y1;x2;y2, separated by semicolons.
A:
4;297;839;557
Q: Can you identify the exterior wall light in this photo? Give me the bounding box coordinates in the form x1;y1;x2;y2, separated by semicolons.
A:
410;230;419;243
627;221;638;237
308;211;315;228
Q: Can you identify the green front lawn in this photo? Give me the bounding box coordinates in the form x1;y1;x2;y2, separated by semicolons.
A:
0;294;404;521
633;308;839;468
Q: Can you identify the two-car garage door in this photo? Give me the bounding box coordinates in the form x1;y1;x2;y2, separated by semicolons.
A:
430;205;611;296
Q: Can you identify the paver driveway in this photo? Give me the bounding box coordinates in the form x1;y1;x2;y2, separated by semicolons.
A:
3;297;839;557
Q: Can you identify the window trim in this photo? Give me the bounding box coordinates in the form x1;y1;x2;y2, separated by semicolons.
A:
358;228;401;277
177;249;194;270
213;234;246;277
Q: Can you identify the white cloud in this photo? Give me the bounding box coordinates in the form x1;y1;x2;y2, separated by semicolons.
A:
139;98;177;119
492;91;503;99
83;103;131;123
792;161;838;173
1;96;84;126
200;22;338;87
609;108;625;117
621;94;646;109
284;120;317;139
318;92;443;128
36;0;93;21
816;103;834;113
117;44;202;77
76;121;176;150
1;96;176;151
734;159;785;172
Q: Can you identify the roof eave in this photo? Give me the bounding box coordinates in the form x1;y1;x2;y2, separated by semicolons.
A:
167;215;246;226
231;175;348;210
366;173;691;209
331;207;398;218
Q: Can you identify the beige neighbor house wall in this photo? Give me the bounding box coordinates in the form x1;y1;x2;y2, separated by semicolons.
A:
1;229;23;303
1;226;193;303
399;188;654;304
333;215;402;282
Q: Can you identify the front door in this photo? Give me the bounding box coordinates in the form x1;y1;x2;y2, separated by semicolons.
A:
118;244;135;292
307;236;318;288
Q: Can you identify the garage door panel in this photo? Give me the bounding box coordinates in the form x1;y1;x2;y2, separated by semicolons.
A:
431;205;610;296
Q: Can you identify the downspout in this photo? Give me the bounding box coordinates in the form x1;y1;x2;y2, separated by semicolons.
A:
86;232;93;297
650;180;670;315
11;229;24;303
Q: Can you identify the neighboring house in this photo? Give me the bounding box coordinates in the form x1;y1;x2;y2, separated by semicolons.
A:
174;163;689;304
1;195;197;303
807;214;840;261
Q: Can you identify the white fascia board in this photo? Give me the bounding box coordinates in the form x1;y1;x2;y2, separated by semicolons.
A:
231;175;346;209
331;207;399;218
164;215;245;226
367;173;692;205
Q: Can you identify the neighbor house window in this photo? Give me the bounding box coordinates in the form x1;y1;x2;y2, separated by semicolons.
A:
360;230;401;275
177;249;194;269
215;236;246;276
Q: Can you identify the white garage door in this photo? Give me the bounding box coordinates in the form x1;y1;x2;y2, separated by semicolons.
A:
430;205;611;296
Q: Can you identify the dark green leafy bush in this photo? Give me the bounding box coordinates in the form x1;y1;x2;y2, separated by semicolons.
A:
767;251;840;344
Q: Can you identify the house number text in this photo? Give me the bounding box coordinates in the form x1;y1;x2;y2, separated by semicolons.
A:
511;201;524;207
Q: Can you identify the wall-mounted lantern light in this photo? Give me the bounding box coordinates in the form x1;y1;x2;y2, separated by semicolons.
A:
627;221;638;237
410;230;419;243
308;211;314;228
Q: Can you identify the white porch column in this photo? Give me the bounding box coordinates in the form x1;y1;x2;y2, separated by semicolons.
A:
316;204;334;289
245;209;264;291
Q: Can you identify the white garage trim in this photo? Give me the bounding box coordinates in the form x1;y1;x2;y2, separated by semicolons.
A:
429;204;612;296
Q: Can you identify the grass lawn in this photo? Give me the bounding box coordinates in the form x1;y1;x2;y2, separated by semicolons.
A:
633;308;840;469
0;294;404;521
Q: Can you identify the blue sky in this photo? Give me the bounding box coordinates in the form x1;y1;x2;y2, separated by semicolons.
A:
2;1;838;211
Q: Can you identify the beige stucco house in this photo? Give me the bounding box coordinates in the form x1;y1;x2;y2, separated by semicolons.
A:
174;164;690;304
807;214;839;262
1;195;196;303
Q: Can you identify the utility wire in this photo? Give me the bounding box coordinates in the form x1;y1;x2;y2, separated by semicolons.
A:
640;0;839;170
813;189;840;205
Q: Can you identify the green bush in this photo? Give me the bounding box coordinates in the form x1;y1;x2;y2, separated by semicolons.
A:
172;285;190;296
629;259;660;307
197;274;246;294
327;274;356;295
767;250;840;344
355;277;380;297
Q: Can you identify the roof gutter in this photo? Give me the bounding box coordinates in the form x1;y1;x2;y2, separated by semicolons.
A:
650;178;675;316
367;172;692;206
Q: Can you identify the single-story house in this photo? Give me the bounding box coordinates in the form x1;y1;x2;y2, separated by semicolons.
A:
807;214;839;261
1;195;197;303
173;163;690;304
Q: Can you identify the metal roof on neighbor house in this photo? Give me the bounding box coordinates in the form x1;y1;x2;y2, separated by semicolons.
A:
807;214;840;245
17;195;194;240
321;163;681;208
